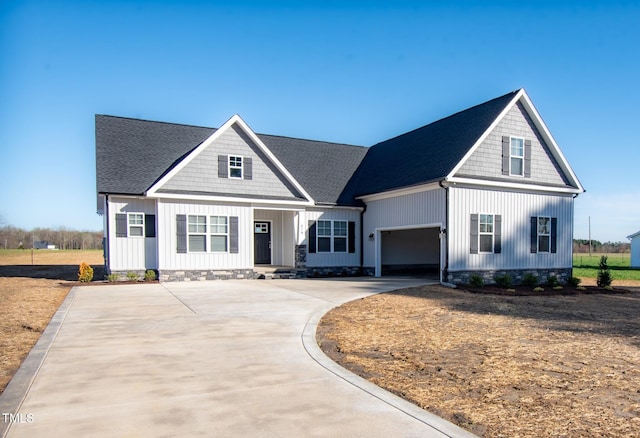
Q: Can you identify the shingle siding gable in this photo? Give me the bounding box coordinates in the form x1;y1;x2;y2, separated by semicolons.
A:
158;124;305;200
454;102;570;186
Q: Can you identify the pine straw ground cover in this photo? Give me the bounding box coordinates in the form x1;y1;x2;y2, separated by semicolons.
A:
317;282;640;437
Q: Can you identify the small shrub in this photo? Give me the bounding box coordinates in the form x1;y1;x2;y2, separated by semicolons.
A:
469;274;484;288
553;285;563;291
577;286;586;291
533;287;544;293
107;273;120;282
126;271;139;281
78;262;94;283
546;275;560;287
567;276;581;287
597;256;613;288
144;269;157;281
494;273;513;288
522;273;538;287
506;288;516;293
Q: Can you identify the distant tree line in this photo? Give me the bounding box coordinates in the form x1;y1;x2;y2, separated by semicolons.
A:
573;239;630;254
0;226;103;250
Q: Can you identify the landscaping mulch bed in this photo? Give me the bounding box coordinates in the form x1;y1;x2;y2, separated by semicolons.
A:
317;283;640;437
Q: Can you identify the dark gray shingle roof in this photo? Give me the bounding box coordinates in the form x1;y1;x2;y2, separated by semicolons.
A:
95;115;368;205
340;90;519;199
96;90;520;206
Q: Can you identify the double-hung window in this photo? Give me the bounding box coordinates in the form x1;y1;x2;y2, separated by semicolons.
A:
510;137;524;176
188;215;207;252
333;221;347;252
210;216;228;252
316;220;348;253
229;156;243;179
128;213;144;237
537;217;551;253
317;220;332;252
479;214;494;253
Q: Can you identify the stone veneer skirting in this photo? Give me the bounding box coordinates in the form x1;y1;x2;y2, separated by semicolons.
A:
159;269;257;282
447;268;572;286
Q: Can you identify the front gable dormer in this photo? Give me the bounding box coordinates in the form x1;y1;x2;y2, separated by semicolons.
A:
147;115;314;204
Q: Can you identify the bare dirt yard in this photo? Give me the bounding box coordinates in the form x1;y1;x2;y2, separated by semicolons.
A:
0;250;103;394
317;282;640;437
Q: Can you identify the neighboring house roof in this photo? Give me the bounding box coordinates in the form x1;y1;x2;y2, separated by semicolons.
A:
627;230;640;240
95;115;368;205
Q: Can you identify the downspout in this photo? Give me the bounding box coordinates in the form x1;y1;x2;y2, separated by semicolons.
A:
438;180;449;283
104;194;110;276
360;204;367;275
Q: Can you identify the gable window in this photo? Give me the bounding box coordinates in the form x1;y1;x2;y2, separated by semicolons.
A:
210;216;228;252
128;213;144;237
479;214;494;253
229;156;243;179
188;215;207;252
317;220;332;252
510;137;524;176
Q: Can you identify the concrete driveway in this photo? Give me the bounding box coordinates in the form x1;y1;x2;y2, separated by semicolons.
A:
1;278;475;437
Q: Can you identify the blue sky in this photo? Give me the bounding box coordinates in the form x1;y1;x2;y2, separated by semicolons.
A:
1;0;638;242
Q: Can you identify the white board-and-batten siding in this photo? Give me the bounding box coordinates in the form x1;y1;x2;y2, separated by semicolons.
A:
448;187;574;272
107;197;157;271
362;188;446;268
157;199;253;270
301;208;361;267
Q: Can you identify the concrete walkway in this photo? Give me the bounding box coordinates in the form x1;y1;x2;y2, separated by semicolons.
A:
1;278;476;437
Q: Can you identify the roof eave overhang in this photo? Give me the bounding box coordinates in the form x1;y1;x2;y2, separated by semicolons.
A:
356;181;443;202
444;176;584;195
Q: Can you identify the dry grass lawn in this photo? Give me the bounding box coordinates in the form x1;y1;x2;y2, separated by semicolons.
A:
0;250;103;394
317;283;640;437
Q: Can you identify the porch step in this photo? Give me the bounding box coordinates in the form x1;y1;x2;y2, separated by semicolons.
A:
254;266;306;280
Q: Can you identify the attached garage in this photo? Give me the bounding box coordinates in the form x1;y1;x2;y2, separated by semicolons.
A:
377;226;442;278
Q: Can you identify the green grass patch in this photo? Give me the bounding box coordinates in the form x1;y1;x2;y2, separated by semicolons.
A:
573;253;640;281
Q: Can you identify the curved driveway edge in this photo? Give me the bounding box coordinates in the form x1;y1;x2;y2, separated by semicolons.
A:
1;278;477;437
302;309;477;438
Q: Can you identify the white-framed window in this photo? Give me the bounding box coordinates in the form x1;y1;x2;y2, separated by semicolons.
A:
333;221;347;252
210;216;228;252
510;137;524;176
229;156;243;179
317;220;332;252
316;220;348;253
537;217;551;253
128;213;144;237
479;214;494;253
188;215;207;252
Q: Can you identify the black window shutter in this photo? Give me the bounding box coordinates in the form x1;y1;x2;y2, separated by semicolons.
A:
530;216;538;253
244;157;252;180
218;155;228;178
115;214;127;237
348;221;356;253
502;136;510;175
308;221;317;253
145;214;156;238
494;215;502;254
524;139;532;177
229;216;239;254
551;217;557;253
470;214;479;254
176;214;187;253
